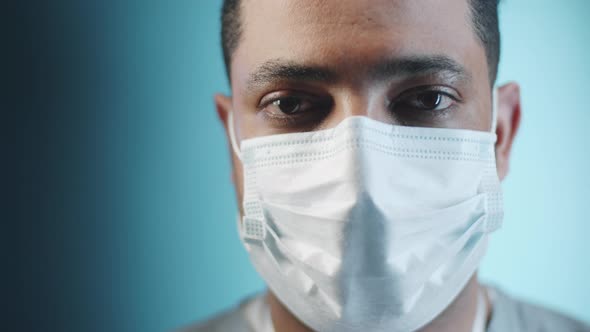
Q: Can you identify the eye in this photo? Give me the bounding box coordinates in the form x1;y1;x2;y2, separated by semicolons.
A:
259;92;332;128
390;87;459;113
412;91;444;110
271;96;306;115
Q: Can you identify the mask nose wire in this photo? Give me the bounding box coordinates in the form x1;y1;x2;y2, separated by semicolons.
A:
491;88;498;134
227;111;243;162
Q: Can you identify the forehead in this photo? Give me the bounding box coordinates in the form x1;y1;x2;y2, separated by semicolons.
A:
232;0;487;87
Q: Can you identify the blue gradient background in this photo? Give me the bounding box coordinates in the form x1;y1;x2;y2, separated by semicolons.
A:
16;1;589;331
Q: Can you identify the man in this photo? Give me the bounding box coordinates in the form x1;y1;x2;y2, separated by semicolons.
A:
186;0;590;331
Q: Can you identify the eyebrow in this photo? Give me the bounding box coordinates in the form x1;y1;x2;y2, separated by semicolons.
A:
247;59;338;89
370;55;470;82
246;55;470;90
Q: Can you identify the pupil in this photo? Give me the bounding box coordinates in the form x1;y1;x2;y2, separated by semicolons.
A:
277;97;300;114
418;92;441;109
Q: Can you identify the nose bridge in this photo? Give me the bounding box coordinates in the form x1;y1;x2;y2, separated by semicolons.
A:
323;86;394;129
341;88;370;117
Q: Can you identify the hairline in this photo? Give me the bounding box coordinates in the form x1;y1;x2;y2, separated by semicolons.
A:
222;0;499;85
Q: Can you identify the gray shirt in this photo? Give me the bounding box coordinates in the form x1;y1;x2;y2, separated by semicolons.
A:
181;286;590;332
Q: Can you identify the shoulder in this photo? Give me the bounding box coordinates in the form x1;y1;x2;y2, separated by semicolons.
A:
175;294;264;332
487;286;590;332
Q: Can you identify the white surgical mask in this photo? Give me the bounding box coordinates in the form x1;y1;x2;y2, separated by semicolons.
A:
229;93;502;332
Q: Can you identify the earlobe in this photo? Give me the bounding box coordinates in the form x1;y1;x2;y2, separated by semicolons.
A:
494;82;522;181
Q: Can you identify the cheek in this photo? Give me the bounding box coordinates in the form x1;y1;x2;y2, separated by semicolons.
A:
465;51;494;131
461;93;492;132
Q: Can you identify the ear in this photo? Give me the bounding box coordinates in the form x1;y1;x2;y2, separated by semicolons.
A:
495;82;521;181
215;93;233;133
214;93;239;183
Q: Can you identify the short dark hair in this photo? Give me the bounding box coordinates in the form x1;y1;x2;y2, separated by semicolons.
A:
221;0;501;84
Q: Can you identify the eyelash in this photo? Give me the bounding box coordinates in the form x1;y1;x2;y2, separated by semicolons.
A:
388;85;461;114
257;85;462;127
258;91;332;126
392;85;460;103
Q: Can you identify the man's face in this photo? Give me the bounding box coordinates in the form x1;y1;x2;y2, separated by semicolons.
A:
222;0;497;208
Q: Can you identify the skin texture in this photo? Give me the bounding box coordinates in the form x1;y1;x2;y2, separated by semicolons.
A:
214;0;522;331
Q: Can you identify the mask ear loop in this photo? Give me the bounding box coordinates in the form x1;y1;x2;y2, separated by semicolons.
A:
491;88;498;134
228;112;253;241
227;111;243;161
